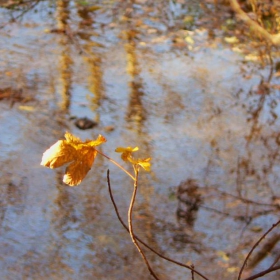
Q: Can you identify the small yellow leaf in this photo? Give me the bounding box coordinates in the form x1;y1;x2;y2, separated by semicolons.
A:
227;267;239;273
224;36;239;44
185;36;194;45
115;146;139;162
18;105;35;112
217;251;229;262
136;158;151;171
115;146;151;171
250;226;263;232
115;147;139;153
87;5;101;12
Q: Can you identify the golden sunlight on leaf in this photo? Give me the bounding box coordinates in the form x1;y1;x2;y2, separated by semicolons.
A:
41;140;77;168
63;149;97;186
115;146;139;162
41;132;106;186
135;158;151;172
64;131;83;145
115;147;139;153
115;146;151;171
86;134;107;147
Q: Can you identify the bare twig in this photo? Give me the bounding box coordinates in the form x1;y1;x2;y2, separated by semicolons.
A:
0;0;41;29
243;265;280;280
128;167;160;280
191;264;195;280
269;253;280;270
230;0;280;45
238;219;280;280
106;170;209;280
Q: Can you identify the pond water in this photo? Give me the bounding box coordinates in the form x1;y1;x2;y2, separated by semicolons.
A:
1;1;280;279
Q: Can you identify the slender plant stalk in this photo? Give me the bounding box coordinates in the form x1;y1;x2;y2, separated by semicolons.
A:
269;254;280;269
96;149;135;181
106;170;209;280
128;167;160;280
191;264;195;280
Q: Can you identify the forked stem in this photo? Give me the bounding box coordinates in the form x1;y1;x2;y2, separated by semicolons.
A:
128;167;160;280
96;149;135;181
106;170;209;280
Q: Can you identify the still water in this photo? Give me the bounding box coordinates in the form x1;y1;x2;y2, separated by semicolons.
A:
0;1;280;279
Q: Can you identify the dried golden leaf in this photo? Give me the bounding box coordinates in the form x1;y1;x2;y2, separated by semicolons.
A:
86;134;107;147
63;149;97;186
115;146;139;162
41;140;77;168
136;158;151;172
65;131;82;145
18;105;35;112
41;132;106;186
115;147;139;153
115;146;151;171
217;251;230;262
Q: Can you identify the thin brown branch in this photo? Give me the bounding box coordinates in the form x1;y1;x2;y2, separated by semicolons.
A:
106;170;209;280
191;264;195;280
238;219;280;280
128;167;160;280
269;253;280;269
230;0;280;45
216;189;277;208
243;265;280;280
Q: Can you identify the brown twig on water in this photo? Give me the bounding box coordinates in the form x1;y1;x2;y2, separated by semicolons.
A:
243;265;280;280
106;170;209;280
238;219;280;280
268;253;280;270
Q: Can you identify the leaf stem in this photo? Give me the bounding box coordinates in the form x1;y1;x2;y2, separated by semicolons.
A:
96;149;135;181
128;167;160;280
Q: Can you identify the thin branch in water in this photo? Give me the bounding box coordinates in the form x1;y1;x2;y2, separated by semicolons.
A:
243;265;280;280
106;170;209;280
238;219;280;280
269;253;280;270
0;0;41;28
128;167;160;280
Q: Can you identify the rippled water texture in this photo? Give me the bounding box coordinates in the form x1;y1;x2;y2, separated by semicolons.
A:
1;1;280;279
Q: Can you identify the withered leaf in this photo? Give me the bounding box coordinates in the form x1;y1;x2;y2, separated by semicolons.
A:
115;146;151;171
41;140;77;168
41;132;106;186
63;149;97;186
